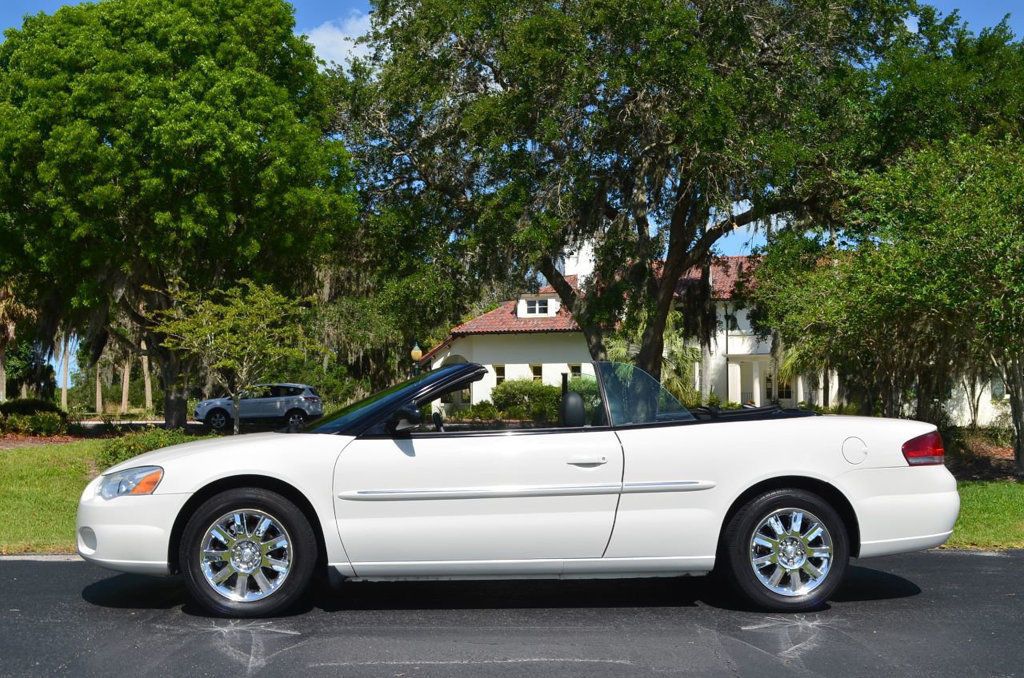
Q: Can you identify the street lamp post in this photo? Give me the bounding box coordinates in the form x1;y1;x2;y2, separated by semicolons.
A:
410;342;423;377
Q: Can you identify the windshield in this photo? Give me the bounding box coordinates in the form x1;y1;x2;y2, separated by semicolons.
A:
596;361;695;426
305;364;470;435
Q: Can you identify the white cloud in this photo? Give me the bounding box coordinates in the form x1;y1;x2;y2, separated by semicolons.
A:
304;12;372;68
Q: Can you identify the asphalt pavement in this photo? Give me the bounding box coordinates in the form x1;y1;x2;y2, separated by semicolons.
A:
0;550;1021;677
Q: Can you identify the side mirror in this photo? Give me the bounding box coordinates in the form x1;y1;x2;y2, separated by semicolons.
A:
389;406;422;434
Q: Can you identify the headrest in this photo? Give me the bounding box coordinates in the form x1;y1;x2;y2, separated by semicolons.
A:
560;391;586;428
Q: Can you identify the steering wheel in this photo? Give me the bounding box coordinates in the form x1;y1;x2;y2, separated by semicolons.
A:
431;411;445;433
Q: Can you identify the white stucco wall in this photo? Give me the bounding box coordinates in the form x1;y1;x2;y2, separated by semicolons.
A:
429;332;596;404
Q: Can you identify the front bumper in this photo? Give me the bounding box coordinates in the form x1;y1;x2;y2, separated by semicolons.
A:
76;476;191;575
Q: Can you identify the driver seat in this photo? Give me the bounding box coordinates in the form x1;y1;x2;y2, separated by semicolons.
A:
560;391;586;428
431;411;445;433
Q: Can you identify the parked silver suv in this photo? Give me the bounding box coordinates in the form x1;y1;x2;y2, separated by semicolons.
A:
195;383;323;432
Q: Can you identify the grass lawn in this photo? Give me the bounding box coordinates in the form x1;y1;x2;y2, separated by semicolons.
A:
0;440;1022;554
0;440;104;554
946;480;1024;550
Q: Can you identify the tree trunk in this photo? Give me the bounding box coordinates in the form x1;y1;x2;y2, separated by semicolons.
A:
120;356;132;414
700;344;712;404
94;367;103;415
155;345;189;429
232;394;242;435
60;334;70;411
962;375;981;429
140;340;153;413
1003;358;1024;477
0;344;6;402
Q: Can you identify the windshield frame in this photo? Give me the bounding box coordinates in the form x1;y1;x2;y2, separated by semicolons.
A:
594;361;696;429
304;363;486;436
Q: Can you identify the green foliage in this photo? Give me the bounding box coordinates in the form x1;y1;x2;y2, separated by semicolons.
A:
0;398;64;418
0;0;357;425
456;401;500;421
0;412;65;436
491;379;562;423
342;0;913;370
97;428;210;470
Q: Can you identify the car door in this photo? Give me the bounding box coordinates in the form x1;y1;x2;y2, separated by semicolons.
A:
333;428;623;576
247;386;277;419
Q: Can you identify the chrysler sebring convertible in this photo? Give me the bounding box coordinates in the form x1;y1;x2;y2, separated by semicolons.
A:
77;361;959;617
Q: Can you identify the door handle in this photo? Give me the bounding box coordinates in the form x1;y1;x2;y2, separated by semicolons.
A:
567;455;608;467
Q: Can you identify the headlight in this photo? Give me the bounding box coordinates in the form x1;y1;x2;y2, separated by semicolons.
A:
99;466;164;499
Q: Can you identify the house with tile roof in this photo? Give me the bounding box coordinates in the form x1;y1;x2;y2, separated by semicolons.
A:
423;254;841;410
423;251;1009;425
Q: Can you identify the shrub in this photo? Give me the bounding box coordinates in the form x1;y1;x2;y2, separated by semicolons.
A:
0;412;65;435
491;379;561;423
0;398;65;418
29;412;66;436
458;401;499;421
98;428;211;469
4;414;32;434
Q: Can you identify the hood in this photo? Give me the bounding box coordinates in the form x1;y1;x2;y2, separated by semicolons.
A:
103;432;283;474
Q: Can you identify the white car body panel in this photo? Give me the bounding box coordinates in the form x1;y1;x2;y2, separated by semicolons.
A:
333;431;623;573
77;414;959;581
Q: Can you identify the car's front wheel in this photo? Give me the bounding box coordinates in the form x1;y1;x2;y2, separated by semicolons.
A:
720;489;849;611
179;488;317;617
204;409;231;433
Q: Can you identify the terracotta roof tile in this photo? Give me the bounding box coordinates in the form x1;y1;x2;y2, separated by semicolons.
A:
449;300;579;336
430;256;754;348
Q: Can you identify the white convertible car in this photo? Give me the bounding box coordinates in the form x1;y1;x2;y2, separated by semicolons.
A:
77;361;959;617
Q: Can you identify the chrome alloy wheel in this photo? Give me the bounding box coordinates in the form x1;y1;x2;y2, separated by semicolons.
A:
749;508;833;597
199;509;292;602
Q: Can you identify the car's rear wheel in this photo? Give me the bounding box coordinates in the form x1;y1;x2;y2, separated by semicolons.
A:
720;489;849;611
204;409;231;433
179;488;317;617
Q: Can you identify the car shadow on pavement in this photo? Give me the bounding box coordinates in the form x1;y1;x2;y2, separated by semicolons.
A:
81;565;920;617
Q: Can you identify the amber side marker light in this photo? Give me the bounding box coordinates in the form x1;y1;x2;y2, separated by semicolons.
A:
902;431;945;466
129;469;164;494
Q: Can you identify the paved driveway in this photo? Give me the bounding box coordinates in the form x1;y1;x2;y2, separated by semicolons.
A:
1;550;1021;677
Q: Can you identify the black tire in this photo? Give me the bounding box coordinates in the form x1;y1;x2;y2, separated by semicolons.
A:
284;409;307;430
179;488;318;617
204;408;231;433
720;488;849;611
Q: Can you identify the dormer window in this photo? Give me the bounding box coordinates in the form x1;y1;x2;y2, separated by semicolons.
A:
525;299;549;315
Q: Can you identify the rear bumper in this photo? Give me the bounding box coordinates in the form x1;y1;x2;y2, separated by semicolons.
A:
840;465;960;558
76;477;190;575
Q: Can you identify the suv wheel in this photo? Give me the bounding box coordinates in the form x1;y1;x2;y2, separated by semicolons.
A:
204;409;230;433
285;409;306;429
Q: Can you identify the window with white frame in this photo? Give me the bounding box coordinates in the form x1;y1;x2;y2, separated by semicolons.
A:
525;299;549;315
531;364;543;382
494;365;505;385
569;364;582;379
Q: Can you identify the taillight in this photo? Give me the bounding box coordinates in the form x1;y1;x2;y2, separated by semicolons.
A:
902;431;945;466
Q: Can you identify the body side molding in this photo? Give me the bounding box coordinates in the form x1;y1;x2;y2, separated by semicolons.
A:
338;480;715;501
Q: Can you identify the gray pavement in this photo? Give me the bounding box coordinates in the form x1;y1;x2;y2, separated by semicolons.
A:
0;550;1021;677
